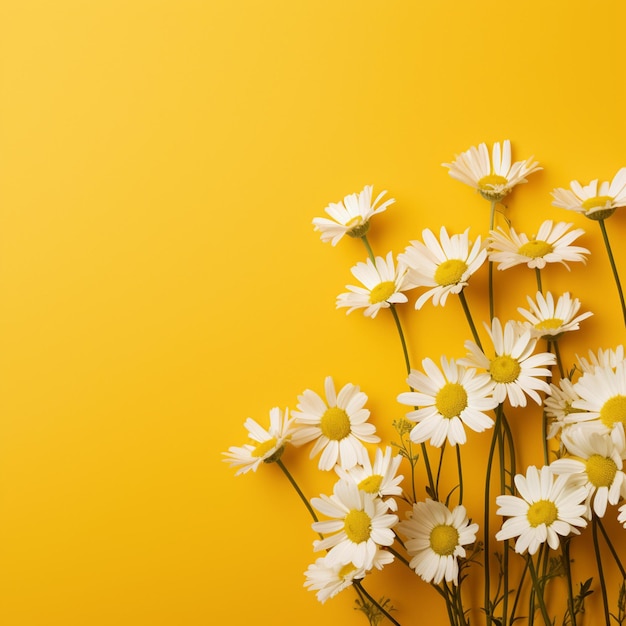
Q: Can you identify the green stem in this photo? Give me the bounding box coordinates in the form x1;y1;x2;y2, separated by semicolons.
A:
389;304;411;376
598;218;626;327
527;553;552;626
592;515;611;625
562;539;577;626
387;543;411;568
488;200;497;321
435;441;446;501
596;515;626;578
509;557;529;624
458;289;483;350
535;267;543;294
456;444;464;506
354;580;402;626
551;340;565;379
361;234;376;263
275;459;321;537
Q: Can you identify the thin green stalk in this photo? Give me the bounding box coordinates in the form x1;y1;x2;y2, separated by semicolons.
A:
354;580;402;626
562;539;577;626
276;458;320;532
551;340;565;379
509;557;529;624
598;218;626;326
387;543;411;568
435;441;446;501
596;515;626;578
458;290;483;350
456;444;464;506
361;234;376;263
527;553;552;626
535;267;543;294
390;304;411;376
592;515;611;625
488;200;497;321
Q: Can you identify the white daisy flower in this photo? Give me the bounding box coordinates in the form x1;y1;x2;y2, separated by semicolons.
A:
335;446;404;511
576;345;625;374
618;503;626;528
517;291;593;340
313;185;395;246
222;407;296;475
460;317;556;408
396;499;479;585
551;425;626;518
396;356;497;447
398;227;487;309
303;549;393;604
488;220;589;271
568;361;626;436
495;465;588;555
291;376;380;471
311;479;398;570
442;139;541;201
544;378;583;440
551;168;626;220
336;252;411;318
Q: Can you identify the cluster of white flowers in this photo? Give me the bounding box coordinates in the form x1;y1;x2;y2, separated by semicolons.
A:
225;140;626;621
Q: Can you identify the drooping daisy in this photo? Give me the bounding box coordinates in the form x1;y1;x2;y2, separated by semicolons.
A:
291;376;380;471
396;356;497;447
335;446;404;511
551;168;626;220
398;227;487;309
313;185;395;246
396;499;478;585
550;425;626;518
222;407;296;476
442;139;541;201
311;479;398;570
488;220;589;271
568;361;626;436
460;317;556;408
576;345;625;374
336;252;411;318
544;378;583;440
495;465;588;555
517;291;593;340
303;549;393;604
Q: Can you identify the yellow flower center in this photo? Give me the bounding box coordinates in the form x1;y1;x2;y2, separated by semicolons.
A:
320;407;351;440
518;239;554;259
478;174;508;190
582;195;613;212
344;509;372;543
434;259;468;286
586;454;618;488
535;318;564;331
435;382;468;418
600;395;626;429
430;524;459;556
489;355;521;384
527;499;558;527
338;563;357;579
345;216;363;227
369;280;396;304
358;475;383;494
252;437;278;457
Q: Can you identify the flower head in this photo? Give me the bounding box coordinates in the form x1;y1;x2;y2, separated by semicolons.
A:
398;227;486;309
443;139;541;201
336;252;411;318
496;465;588;555
488;220;589;271
460;318;555;407
396;499;478;585
551;168;626;220
544;378;583;440
311;479;398;569
576;345;625;375
517;291;592;340
222;407;296;475
397;356;497;447
313;185;395;245
291;376;380;471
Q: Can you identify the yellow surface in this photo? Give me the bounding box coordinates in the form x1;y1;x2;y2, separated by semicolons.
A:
1;1;625;624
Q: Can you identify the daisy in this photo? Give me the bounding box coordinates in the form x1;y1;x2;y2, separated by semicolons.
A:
303;549;393;604
291;376;380;471
488;220;589;271
311;479;398;570
442;139;541;201
495;465;588;555
398;226;487;309
313;185;395;246
396;499;478;585
335;446;404;510
576;345;625;374
551;168;626;219
544;378;583;440
517;291;593;340
568;361;626;436
396;356;497;447
550;425;626;518
222;407;296;475
460;317;556;408
618;503;626;528
336;252;411;318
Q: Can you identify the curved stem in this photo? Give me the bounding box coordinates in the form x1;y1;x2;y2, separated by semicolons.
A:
527;553;552;626
598;218;626;326
354;580;402;626
562;539;577;626
275;459;321;536
596;515;626;578
389;304;411;376
458;290;483;350
361;234;376;263
592;515;611;625
435;441;446;501
456;444;464;506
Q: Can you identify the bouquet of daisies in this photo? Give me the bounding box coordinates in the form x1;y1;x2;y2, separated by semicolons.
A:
224;141;626;626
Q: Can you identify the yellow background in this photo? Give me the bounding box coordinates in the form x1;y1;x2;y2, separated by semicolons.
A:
1;1;625;624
